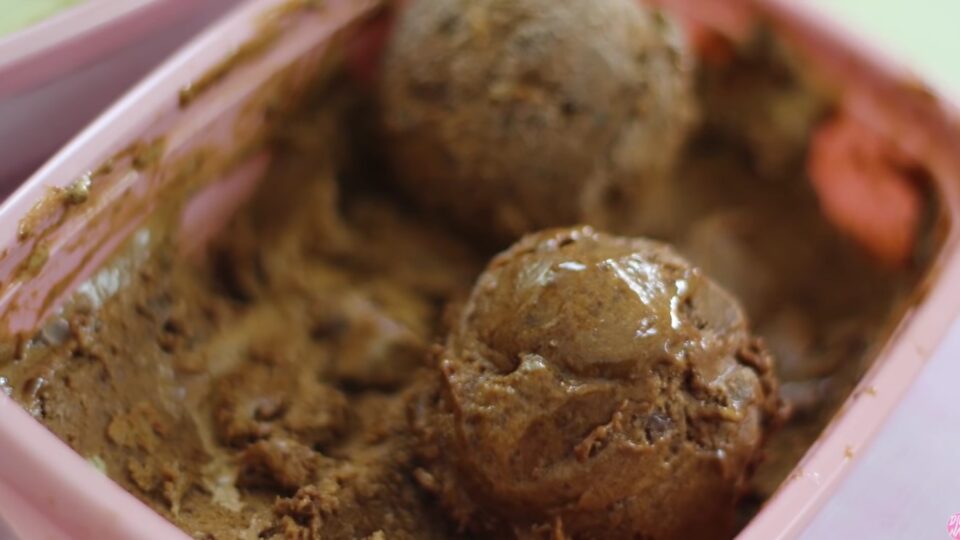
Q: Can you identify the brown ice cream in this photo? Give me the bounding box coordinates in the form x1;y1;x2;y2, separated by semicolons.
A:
414;226;780;539
697;30;827;178
0;9;931;540
380;0;697;241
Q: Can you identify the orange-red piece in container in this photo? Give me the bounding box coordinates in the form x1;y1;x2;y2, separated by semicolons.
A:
808;112;923;267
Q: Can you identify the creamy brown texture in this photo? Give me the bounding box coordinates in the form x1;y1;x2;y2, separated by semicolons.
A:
380;0;697;241
414;227;779;539
0;15;929;540
0;85;484;539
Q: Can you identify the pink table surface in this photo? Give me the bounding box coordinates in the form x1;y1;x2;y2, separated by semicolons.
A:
800;315;960;538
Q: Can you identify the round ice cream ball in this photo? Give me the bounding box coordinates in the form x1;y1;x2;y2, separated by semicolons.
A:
380;0;696;242
416;226;780;539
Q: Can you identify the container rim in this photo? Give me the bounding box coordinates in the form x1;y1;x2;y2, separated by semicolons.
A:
0;0;220;98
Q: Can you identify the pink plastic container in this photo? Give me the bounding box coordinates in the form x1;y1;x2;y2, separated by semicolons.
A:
0;0;241;196
0;0;959;538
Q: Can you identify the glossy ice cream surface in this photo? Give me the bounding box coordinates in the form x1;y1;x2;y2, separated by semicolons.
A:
415;227;780;539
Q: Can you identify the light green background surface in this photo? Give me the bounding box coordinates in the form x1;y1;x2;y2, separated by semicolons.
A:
804;0;959;99
0;0;81;37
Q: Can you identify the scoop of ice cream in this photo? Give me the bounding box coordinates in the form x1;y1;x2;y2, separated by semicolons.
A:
414;227;780;539
380;0;696;242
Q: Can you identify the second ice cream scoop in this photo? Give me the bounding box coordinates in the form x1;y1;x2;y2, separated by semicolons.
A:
380;0;697;242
